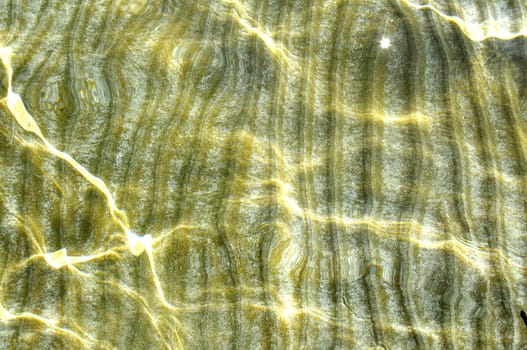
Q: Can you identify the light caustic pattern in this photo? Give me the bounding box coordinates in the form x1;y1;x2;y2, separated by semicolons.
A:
1;0;527;349
0;48;184;348
401;0;527;42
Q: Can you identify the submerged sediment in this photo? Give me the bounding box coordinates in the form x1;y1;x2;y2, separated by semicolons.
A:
0;0;526;348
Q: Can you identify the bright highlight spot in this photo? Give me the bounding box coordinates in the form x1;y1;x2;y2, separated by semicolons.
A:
380;37;391;49
44;248;69;269
127;231;153;256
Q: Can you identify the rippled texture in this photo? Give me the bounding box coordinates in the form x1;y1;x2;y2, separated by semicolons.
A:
0;0;527;349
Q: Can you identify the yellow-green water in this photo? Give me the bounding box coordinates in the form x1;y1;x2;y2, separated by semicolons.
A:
0;0;527;349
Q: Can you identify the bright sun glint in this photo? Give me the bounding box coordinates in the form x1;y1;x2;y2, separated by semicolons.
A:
380;37;391;49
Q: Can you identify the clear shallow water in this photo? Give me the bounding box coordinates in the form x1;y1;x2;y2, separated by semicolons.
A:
0;0;526;349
